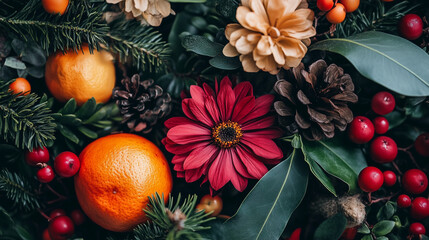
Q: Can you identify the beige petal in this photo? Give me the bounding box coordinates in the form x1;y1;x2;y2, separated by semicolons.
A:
223;43;239;57
240;54;259;72
229;28;255;45
254;54;277;73
277;36;307;58
248;0;269;23
271;44;285;65
156;0;171;16
235;35;259;55
265;0;300;26
125;0;134;12
134;0;148;11
297;0;309;9
302;38;311;46
241;0;250;7
255;36;272;56
225;24;242;40
106;0;123;3
143;12;163;26
131;7;142;17
236;6;269;34
277;9;316;39
284;56;302;68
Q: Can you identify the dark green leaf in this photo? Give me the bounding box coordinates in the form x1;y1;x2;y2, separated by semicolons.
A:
11;39;25;55
60;114;82;126
216;0;238;19
21;45;46;67
58;125;79;144
291;135;301;149
421;235;429;240
358;223;370;234
182;35;223;57
301;135;367;193
209;54;241;70
25;66;44;78
376;201;396;221
0;206;13;228
313;213;347;240
59;99;77;114
377;237;388;240
223;150;309;240
361;235;373;240
4;57;26;70
310;31;429;96
13;225;33;240
303;151;337;196
76;98;97;119
372;220;395;236
78;126;98;139
385;111;407;130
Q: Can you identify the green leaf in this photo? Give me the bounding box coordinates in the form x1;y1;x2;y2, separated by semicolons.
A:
4;57;26;70
385;111;407;130
361;235;373;240
377;237;388;240
313;213;347;240
301;135;367;194
13;225;33;240
223;149;309;240
372;220;395;236
182;35;223;57
310;31;429;97
76;98;97;119
58;124;79;144
59;99;77;114
209;54;241;70
78;126;98;139
358;224;371;234
376;201;396;221
0;206;14;228
21;45;46;67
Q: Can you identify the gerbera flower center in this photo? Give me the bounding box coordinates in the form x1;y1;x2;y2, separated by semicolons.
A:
212;121;243;148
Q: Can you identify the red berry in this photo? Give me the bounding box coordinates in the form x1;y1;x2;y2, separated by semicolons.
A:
317;0;334;11
70;209;86;226
348;116;375;144
48;216;75;239
411;197;429;219
42;229;52;240
358;167;384;192
399;14;423;40
288;228;301;240
54;152;80;178
370;136;398;163
340;227;358;240
402;169;428;194
372;117;389;134
409;222;426;235
397;194;412;208
37;166;55;183
415;133;429;157
25;147;50;166
49;209;66;219
371;91;395;115
383;170;396;187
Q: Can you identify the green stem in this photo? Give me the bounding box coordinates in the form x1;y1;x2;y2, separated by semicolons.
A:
106;33;162;61
0;17;98;34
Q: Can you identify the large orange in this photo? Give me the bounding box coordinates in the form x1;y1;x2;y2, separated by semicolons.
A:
45;45;115;106
74;133;172;232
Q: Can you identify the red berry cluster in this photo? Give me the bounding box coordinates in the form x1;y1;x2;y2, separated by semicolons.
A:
25;148;81;183
399;14;424;41
42;209;86;240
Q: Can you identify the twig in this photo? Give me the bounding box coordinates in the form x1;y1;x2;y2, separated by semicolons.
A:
37;208;50;221
392;161;403;175
398;147;421;169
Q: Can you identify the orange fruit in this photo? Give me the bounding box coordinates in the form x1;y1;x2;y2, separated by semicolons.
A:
340;0;360;12
326;3;347;24
42;0;69;15
74;133;173;232
45;44;115;106
9;77;31;96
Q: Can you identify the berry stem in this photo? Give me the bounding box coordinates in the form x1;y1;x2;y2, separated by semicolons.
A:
398;147;421;169
37;208;51;221
370;192;400;204
391;161;403;175
46;184;67;200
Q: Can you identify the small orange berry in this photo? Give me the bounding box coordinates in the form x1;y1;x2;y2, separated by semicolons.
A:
326;3;347;24
9;77;31;96
340;0;360;13
42;0;69;15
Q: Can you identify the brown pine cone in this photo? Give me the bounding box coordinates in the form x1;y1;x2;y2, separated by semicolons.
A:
113;74;172;134
274;59;358;141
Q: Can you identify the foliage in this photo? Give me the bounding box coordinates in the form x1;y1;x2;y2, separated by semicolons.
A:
223;149;309;240
311;31;429;97
0;79;56;150
0;169;39;211
133;193;214;240
313;213;347;240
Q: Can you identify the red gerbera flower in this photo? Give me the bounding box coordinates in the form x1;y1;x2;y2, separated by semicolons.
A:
162;77;283;192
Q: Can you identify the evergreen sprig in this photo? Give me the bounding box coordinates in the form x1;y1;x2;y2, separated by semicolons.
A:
133;193;214;240
335;0;420;38
0;79;56;150
0;0;170;72
0;169;39;211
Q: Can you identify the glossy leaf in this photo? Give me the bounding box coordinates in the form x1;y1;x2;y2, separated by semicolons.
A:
372;220;395;236
313;213;347;240
223;150;309;240
301;135;367;194
209;54;241;70
182;35;223;57
4;57;26;70
310;31;429;97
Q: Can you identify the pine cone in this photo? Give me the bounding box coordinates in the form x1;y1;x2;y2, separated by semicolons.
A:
274;60;358;141
113;74;172;134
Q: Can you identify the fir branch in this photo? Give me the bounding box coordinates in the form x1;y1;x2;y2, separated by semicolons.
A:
107;16;170;72
0;169;40;211
133;193;214;240
335;0;420;38
0;79;56;150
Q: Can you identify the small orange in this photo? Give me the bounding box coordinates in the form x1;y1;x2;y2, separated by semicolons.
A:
196;195;223;217
326;3;347;24
340;0;360;13
42;0;69;15
9;77;31;96
74;134;172;232
45;44;115;106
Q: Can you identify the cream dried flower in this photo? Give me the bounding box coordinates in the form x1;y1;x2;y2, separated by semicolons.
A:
106;0;174;26
223;0;316;74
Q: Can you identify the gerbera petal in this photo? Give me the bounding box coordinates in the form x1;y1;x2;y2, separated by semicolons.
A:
241;116;276;131
164;117;196;129
203;83;216;97
217;77;236;121
231;148;253;179
235;146;268;179
232;96;255;123
183;144;219;170
164;137;210;155
190;85;206;104
244;128;283;139
230;171;248;192
208;150;231;191
233;81;253;101
182;99;198;121
171;154;186;165
205;96;221;124
168;124;211;144
241;137;283;160
185;163;208;182
239;94;274;123
189;99;215;127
